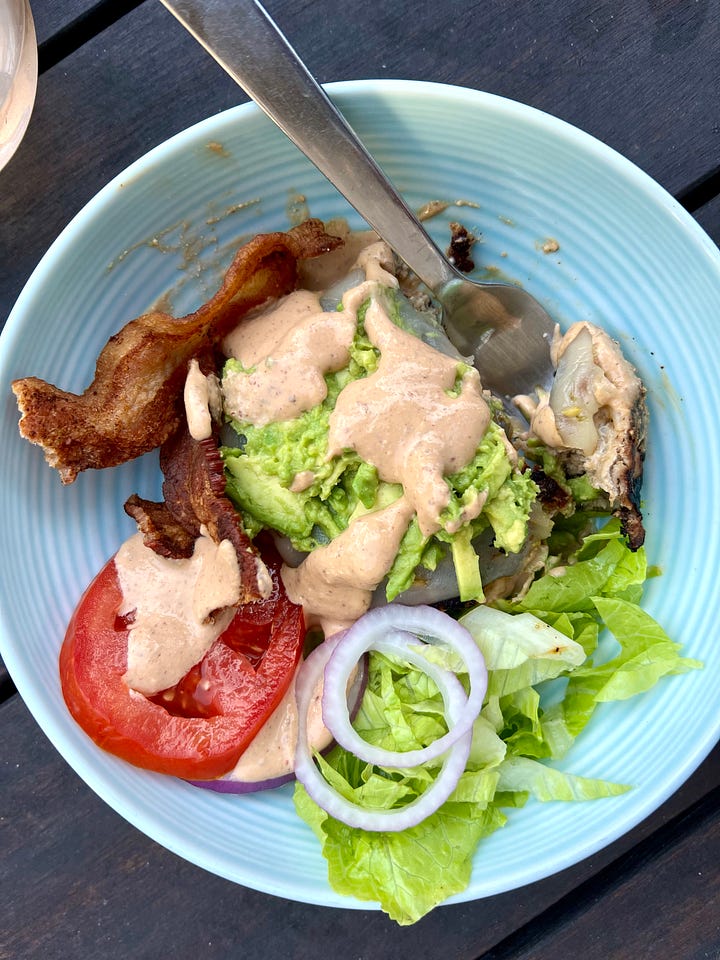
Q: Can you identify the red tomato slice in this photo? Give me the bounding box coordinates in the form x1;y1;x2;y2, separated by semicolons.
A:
60;547;305;780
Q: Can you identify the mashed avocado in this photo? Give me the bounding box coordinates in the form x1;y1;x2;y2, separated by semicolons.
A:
221;281;537;604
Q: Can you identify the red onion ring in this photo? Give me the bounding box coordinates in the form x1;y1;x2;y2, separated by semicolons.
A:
293;606;485;832
321;605;487;768
187;771;296;794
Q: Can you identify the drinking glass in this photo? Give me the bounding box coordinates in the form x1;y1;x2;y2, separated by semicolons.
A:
0;0;37;171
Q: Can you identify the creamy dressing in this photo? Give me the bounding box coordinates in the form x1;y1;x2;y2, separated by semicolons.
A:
220;242;399;429
282;496;415;631
228;661;339;782
327;293;490;537
354;240;397;285
218;238;492;628
221;289;356;426
296;221;379;291
183;358;222;442
222;288;322;366
289;470;315;493
254;555;274;600
117;530;241;695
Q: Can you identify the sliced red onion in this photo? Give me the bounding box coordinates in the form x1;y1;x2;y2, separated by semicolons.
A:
342;630;470;767
188;771;295;794
294;629;473;831
322;605;487;768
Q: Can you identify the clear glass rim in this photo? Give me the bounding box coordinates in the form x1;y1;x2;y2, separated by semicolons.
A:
0;0;37;167
1;0;32;77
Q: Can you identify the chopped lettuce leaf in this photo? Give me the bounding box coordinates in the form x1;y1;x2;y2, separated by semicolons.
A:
499;525;702;757
461;605;586;670
588;597;702;701
460;605;585;699
496;520;647;616
294;648;511;923
294;784;506;925
495;756;630;801
536;594;702;758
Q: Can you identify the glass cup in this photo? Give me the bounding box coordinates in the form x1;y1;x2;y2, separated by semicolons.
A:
0;0;37;171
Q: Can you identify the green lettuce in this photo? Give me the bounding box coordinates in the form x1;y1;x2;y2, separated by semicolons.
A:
293;522;701;924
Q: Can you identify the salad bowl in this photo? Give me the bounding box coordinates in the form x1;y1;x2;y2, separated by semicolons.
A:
1;79;719;909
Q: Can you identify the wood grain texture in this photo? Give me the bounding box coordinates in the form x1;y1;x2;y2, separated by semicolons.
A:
1;691;718;960
480;788;720;960
2;0;720;324
1;1;720;953
30;0;109;44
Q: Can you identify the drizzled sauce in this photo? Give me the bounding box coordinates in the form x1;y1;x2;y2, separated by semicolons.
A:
281;496;416;628
221;289;356;426
218;239;492;630
117;530;241;696
327;292;490;538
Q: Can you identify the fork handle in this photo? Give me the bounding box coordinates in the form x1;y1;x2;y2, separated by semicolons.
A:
159;0;458;292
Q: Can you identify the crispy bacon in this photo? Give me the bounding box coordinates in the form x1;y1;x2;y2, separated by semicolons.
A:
124;427;265;603
12;220;342;484
123;495;196;559
446;221;476;273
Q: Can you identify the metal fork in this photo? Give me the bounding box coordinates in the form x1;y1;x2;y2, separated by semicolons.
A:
159;0;556;400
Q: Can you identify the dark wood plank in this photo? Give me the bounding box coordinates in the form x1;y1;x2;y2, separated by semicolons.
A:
1;691;718;959
261;0;720;199
3;0;720;327
30;0;105;44
481;788;720;960
695;193;720;246
35;0;148;73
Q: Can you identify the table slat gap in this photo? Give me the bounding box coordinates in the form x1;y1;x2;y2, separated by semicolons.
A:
37;0;149;74
0;673;17;705
676;163;720;215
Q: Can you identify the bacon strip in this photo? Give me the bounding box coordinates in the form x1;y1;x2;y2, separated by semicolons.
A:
125;427;265;603
123;495;196;560
12;220;342;483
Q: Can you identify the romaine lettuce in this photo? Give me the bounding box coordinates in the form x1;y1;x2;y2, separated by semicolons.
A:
293;522;701;924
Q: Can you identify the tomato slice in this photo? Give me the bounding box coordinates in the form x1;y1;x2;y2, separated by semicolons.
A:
59;546;305;780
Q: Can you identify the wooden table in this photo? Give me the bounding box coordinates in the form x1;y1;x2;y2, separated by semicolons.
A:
1;1;719;956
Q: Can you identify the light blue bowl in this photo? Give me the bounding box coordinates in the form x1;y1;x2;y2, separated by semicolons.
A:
1;80;719;907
